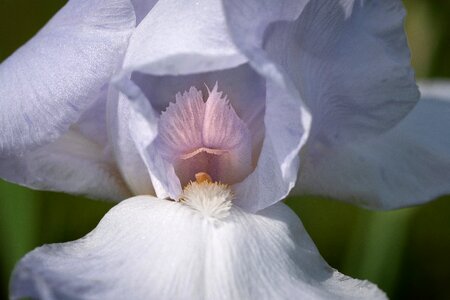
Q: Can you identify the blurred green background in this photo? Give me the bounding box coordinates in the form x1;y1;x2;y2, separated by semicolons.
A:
1;1;449;299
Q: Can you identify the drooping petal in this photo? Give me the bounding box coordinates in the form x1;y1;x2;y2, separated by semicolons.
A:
0;129;130;201
75;86;110;146
0;91;131;200
11;196;386;300
224;0;419;147
295;81;450;209
0;0;135;156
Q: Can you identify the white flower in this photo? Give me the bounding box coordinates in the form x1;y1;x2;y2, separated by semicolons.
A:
2;0;450;299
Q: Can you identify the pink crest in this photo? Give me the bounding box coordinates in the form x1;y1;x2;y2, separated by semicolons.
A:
157;84;252;186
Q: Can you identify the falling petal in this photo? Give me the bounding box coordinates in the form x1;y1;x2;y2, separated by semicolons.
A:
11;196;386;300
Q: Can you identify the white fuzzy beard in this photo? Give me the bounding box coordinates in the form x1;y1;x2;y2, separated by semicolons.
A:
181;181;233;220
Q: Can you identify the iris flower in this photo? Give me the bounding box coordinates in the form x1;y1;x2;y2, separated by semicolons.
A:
1;0;450;299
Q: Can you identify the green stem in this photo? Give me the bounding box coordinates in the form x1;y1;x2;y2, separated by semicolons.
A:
0;181;40;296
342;208;417;297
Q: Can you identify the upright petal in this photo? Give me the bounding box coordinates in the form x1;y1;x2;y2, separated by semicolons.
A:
107;87;155;196
224;0;419;146
115;0;310;212
223;0;419;211
118;0;246;77
11;196;386;300
295;81;450;209
112;0;248;200
221;0;312;212
0;0;135;156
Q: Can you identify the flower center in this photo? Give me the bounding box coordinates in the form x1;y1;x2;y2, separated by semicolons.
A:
180;171;233;219
156;84;253;187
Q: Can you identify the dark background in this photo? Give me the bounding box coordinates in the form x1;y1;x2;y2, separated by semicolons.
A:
1;1;449;299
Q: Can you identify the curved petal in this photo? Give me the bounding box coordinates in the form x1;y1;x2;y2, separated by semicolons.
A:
118;0;246;77
232;78;310;212
0;128;131;201
115;0;310;212
295;81;450;209
75;86;110;146
224;0;419;147
223;0;419;211
0;0;135;156
219;1;313;212
106;88;155;196
11;196;386;300
110;81;180;199
112;0;248;200
1;89;131;200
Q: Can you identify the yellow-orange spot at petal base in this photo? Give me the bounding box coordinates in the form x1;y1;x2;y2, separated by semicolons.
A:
195;172;212;184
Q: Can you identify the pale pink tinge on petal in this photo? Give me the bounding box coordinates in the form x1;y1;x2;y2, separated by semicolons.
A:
157;84;252;186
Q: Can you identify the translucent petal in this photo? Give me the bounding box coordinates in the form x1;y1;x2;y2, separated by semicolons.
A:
295;81;450;209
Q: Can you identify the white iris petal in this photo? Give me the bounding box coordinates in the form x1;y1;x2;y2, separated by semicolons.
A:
11;196;386;300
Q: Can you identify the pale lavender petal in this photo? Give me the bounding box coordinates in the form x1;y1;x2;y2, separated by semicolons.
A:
76;86;109;146
216;1;312;212
11;196;386;300
0;0;135;156
0;129;130;201
224;0;419;148
131;0;158;24
106;87;155;196
112;79;181;199
1;90;130;200
118;0;246;77
295;81;450;209
115;0;309;211
112;0;250;200
233;78;311;212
